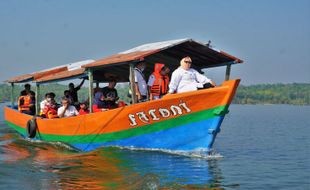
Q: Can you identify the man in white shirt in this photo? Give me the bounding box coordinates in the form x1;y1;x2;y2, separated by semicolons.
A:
134;61;148;102
168;56;216;94
57;97;79;118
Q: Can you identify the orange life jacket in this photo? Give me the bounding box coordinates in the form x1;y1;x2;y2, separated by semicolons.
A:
150;63;169;96
47;110;58;119
43;104;58;119
18;95;32;111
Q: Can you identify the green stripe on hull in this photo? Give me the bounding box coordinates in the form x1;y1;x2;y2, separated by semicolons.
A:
5;105;228;144
5;121;26;134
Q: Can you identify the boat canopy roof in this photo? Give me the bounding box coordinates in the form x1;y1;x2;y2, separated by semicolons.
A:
6;60;94;84
83;38;242;82
6;38;243;83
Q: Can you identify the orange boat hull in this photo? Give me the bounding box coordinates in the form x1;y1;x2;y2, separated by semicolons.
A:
4;79;240;152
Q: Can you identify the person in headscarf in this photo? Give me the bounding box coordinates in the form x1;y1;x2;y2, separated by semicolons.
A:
168;56;215;94
148;63;170;100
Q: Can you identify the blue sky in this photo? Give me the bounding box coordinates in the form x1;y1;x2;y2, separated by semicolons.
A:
0;0;309;85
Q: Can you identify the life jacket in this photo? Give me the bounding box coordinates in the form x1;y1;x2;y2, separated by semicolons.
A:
47;109;58;119
42;104;58;119
79;109;89;115
18;95;32;112
92;105;102;112
150;63;169;96
118;101;126;107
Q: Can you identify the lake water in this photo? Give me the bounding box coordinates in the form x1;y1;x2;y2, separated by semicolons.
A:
0;103;309;189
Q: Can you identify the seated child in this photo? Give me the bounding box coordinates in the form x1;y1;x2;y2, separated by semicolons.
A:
79;102;90;115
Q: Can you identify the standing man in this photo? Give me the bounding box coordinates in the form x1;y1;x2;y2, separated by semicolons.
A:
133;61;148;102
68;78;85;105
20;83;35;96
18;91;35;115
148;63;170;100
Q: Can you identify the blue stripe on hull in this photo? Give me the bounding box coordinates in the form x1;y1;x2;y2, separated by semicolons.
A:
72;116;225;152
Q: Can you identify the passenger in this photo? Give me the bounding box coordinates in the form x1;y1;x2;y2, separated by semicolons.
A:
97;93;108;109
42;97;58;119
49;92;56;100
93;89;103;105
101;80;119;109
148;63;170;100
133;61;148;102
168;56;216;94
64;90;74;104
93;89;104;112
20;83;35;97
57;97;79;118
68;79;85;105
18;91;35;115
40;93;52;116
92;92;109;111
79;102;89;115
49;92;59;107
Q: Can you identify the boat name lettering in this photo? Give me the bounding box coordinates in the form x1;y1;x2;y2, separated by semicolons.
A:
128;102;191;126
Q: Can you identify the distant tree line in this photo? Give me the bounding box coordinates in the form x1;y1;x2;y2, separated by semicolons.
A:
233;83;310;105
0;83;309;105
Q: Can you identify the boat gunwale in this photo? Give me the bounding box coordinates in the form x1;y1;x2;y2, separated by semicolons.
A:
4;79;239;122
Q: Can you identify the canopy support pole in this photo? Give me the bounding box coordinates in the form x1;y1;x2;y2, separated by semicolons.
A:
35;83;40;115
88;69;94;113
10;83;14;108
225;64;231;81
129;63;137;104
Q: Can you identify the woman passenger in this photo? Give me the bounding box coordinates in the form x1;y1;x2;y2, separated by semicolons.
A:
168;56;216;94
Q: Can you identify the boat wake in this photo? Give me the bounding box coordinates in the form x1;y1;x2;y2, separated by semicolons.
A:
24;139;223;159
112;146;223;160
25;138;80;152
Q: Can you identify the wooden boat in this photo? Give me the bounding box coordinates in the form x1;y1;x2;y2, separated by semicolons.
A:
4;39;243;152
